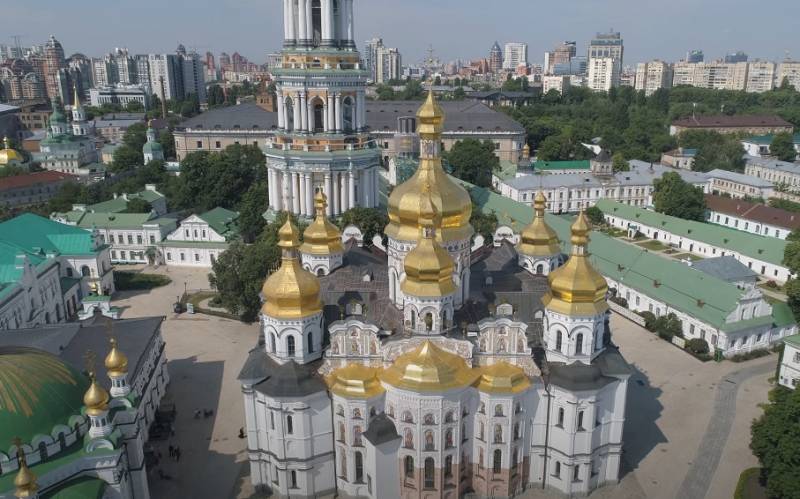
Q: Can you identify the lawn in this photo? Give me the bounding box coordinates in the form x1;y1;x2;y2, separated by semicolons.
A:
734;468;767;499
114;271;172;291
672;253;705;262
758;281;786;293
635;240;669;251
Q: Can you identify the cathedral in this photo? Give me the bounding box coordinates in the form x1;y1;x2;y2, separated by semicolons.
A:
239;87;631;498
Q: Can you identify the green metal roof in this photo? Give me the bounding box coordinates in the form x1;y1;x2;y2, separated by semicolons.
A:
0;213;97;258
87;189;164;213
784;333;800;348
744;133;800;145
71;212;156;230
493;160;519;182
41;476;107;499
198;207;240;239
534;160;591;171
595;200;787;267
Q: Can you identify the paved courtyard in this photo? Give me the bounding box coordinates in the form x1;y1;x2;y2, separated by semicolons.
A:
111;266;776;499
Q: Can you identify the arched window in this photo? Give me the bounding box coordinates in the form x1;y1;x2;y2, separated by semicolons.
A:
404;455;414;477
536;263;544;275
308;332;314;353
355;451;364;482
286;415;294;434
270;333;276;353
423;413;435;425
311;0;322;45
557;407;565;427
338;422;345;442
494;404;503;416
402;411;413;423
343;96;354;132
556;331;563;352
576;333;584;355
424;312;433;331
340;451;348;478
444;410;454;423
493;449;502;473
313;101;324;132
353;408;362;419
287;336;296;356
479;402;485;414
424;457;435;489
80;265;90;277
445;455;453;478
353;426;362;446
478;421;485;440
514;422;520;439
554;461;561;478
291;470;297;488
285;97;294;131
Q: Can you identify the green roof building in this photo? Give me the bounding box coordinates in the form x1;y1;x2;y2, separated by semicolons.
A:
159;207;240;267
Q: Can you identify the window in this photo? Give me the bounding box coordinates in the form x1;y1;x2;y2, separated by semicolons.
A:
424;458;435;489
215;141;221;149
166;252;172;261
577;411;585;431
554;461;561;478
557;407;565;427
493;424;502;443
196;141;203;148
136;235;143;245
494;404;503;417
338;422;345;442
794;352;800;364
180;253;186;261
287;336;296;356
355;452;363;482
445;429;454;448
291;470;297;488
405;456;414;477
556;331;563;352
194;253;200;262
149;235;155;244
424;431;435;451
403;428;414;449
445;455;453;478
127;235;133;244
273;465;279;484
444;410;454;423
353;426;362;446
575;333;584;355
493;449;502;473
402;411;413;423
270;411;275;429
286;415;293;434
514;422;520;440
424;413;435;425
202;229;206;238
478;422;484;440
308;332;314;353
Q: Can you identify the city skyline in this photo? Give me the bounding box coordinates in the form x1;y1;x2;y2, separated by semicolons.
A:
5;0;800;66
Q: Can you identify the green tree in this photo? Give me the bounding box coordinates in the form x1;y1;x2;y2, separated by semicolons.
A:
126;100;144;112
111;145;143;172
770;132;797;162
237;181;268;243
679;130;746;172
337;207;388;245
469;205;498;243
123;198;153;213
375;84;396;100
48;182;90;212
585;206;605;226
158;129;176;160
785;278;800;321
612;152;629;172
443;139;499;187
653;313;682;340
751;387;800;499
452;86;466;100
653;172;706;221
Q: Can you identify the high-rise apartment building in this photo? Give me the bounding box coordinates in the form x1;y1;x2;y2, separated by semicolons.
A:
778;60;800;90
181;50;206;103
635;60;673;95
588;31;624;65
725;51;748;63
363;38;384;83
148;54;181;102
43;35;65;99
92;57;117;87
134;55;152;96
587;57;621;92
113;48;136;85
745;62;776;93
489;42;503;73
503;42;528;70
687;50;704;63
377;47;402;83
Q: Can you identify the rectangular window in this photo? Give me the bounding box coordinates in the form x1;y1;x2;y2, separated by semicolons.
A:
215;141;221;148
180;253;186;261
195;253;200;262
794;352;800;363
137;235;143;245
166;252;172;261
149;235;155;244
120;251;126;259
127;235;133;244
111;250;117;259
196;141;203;148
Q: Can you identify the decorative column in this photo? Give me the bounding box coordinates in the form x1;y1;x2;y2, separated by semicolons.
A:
276;91;285;129
321;0;333;46
348;170;356;210
371;168;378;207
305;0;314;45
346;0;355;48
338;1;347;47
286;0;297;44
282;171;291;210
268;168;276;210
305;174;314;215
324;173;333;216
327;93;336;131
323;102;329;132
335;93;343;131
299;172;307;216
299;92;308;132
283;0;291;44
332;172;340;214
293;94;301;132
292;172;301;213
362;169;370;207
297;0;308;45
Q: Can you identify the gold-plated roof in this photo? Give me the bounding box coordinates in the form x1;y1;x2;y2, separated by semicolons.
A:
104;338;128;378
379;341;479;392
262;219;323;319
326;364;385;399
0;137;22;166
385;90;474;243
474;362;532;394
72;83;81;109
83;372;109;417
517;191;560;257
401;180;456;298
542;211;609;316
301;192;344;256
13;442;38;498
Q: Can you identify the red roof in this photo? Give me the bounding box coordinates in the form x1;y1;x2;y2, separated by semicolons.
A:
0;171;79;191
705;194;800;231
672;114;793;128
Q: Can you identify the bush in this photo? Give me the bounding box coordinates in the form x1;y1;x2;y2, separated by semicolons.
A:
654;313;683;341
764;280;779;289
729;349;772;362
610;295;628;308
686;338;710;355
114;271;171;291
638;311;657;331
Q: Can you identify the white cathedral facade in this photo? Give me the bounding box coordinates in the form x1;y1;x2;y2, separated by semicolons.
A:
238;90;631;498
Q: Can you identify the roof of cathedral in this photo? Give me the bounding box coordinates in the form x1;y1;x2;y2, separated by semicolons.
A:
547;346;631;391
362;413;400;446
252;360;327;398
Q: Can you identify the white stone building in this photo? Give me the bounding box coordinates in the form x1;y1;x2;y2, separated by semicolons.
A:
778;335;800;389
160;207;239;268
745;155;800;190
634;60;673;96
705;168;775;199
587;57;621;92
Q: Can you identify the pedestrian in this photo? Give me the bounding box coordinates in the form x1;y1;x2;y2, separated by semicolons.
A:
168;445;174;458
176;448;181;462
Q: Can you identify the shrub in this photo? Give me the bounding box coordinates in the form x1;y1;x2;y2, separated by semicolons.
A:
114;271;171;291
686;338;710;355
653;313;683;340
729;349;772;362
764;280;778;289
638;311;657;331
609;295;628;308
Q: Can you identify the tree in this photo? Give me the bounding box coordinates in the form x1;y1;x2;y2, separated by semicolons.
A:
110;145;143;172
679;130;746;172
783;241;800;275
126;100;144;112
652;172;706;221
612;152;629;172
337;207;388;245
585;206;605;226
158;129;176;160
785;278;800;322
469;205;498;243
452;86;466;100
751;387;800;499
48;182;90;213
123;198;152;213
375;84;396;100
771;132;797;162
653;313;682;340
237;181;268;243
443;138;500;187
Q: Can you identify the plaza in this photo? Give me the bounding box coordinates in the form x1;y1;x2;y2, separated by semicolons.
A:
110;265;775;499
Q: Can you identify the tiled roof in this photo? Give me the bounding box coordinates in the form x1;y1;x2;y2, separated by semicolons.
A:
705;194;800;231
595;199;787;267
672;115;793;128
0;171;78;191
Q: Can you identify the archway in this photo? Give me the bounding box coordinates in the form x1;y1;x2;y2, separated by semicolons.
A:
342;96;354;132
285;97;294;131
311;98;325;132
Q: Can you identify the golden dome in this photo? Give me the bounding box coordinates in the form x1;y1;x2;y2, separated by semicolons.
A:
301;192;344;256
379;341;478;392
400;181;457;298
474;362;532;394
104;338;128;378
13;445;38;498
517;191;560;257
326;364;385;399
261;219;323;319
83;372;109;417
0;137;22;166
385;90;473;243
542;211;608;316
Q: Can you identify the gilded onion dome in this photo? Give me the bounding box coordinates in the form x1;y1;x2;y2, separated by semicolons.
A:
517;191;560;257
0;137;22;166
400;180;457;298
13;444;38;498
379;341;478;392
542;211;608;316
474;362;532;394
385;90;473;243
261;220;323;319
104;338;128;378
301;192;344;255
83;372;110;417
326;364;385;399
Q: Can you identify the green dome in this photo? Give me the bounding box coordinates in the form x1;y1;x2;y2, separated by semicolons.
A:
49;107;66;124
143;141;163;153
0;346;89;446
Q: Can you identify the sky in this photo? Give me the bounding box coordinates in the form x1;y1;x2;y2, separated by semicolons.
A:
5;0;800;66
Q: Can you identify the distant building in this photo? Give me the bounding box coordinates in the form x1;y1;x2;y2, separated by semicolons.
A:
660;148;697;170
0;171;77;208
745;62;776;93
778;60;800;90
705;168;775;200
377;47;402;83
503;43;528;70
89;85;148;109
779;334;800;389
542;75;571;95
725;51;748;63
34;99;103;179
159;207;239;267
745;156;800;191
634;60;673;96
587;57;621;91
43;35;65;99
686;50;704;63
741;133;800;160
142;122;164;163
705;194;800;240
363;38;383;83
670;115;794;136
489;41;503;73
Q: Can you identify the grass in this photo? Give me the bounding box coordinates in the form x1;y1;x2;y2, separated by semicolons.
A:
734;468;767;499
183;290;239;321
672;253;705;262
114;271;172;291
758;281;786;293
635;240;669;251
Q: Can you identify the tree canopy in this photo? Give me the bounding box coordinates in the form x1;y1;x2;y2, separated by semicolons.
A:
678;130;746;172
337;207;388;245
123;198;152;214
770;132;797;162
652;171;706;221
750;387;800;499
443;138;500;188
